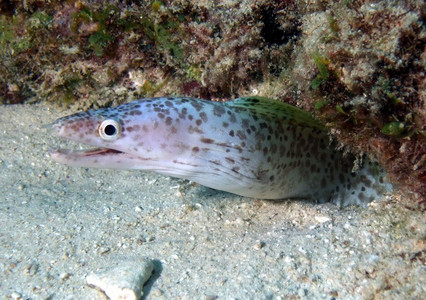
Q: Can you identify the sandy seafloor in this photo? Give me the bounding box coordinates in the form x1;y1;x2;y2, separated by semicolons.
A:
0;103;424;300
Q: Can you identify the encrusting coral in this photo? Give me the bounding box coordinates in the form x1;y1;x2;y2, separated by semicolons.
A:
0;0;424;206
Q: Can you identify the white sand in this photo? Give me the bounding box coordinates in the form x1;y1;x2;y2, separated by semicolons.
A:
0;103;424;299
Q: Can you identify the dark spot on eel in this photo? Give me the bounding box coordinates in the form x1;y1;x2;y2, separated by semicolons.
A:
201;138;214;144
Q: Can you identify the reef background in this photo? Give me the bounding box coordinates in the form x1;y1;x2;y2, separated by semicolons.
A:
0;0;424;205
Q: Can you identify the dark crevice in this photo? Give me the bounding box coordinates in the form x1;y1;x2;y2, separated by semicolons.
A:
0;0;16;15
260;7;301;46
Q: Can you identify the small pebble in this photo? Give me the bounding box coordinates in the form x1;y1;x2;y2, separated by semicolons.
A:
99;247;111;255
24;262;39;276
284;256;292;264
151;288;164;297
11;292;22;299
315;215;331;223
298;288;307;297
60;272;71;281
86;257;154;300
253;241;265;250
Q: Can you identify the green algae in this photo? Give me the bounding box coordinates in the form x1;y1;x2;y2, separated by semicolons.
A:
0;15;31;54
311;53;330;90
381;122;406;137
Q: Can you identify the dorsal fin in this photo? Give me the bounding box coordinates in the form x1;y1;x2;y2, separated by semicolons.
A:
225;96;326;130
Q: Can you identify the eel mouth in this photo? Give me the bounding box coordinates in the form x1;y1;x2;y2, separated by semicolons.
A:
51;147;123;158
50;147;144;168
68;148;122;156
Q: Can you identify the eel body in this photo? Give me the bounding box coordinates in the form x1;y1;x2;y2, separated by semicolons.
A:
51;97;390;206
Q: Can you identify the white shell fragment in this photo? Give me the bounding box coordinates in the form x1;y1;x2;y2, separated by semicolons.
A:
314;215;331;223
86;258;154;300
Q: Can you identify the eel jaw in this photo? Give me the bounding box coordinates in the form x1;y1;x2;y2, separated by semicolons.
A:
50;148;145;169
61;147;123;156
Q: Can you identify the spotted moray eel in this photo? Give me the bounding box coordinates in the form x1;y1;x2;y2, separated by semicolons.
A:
51;96;391;206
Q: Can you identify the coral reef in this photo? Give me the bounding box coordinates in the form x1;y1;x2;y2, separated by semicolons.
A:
0;0;424;205
292;1;425;205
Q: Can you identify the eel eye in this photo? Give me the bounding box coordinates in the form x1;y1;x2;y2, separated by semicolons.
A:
99;119;121;141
